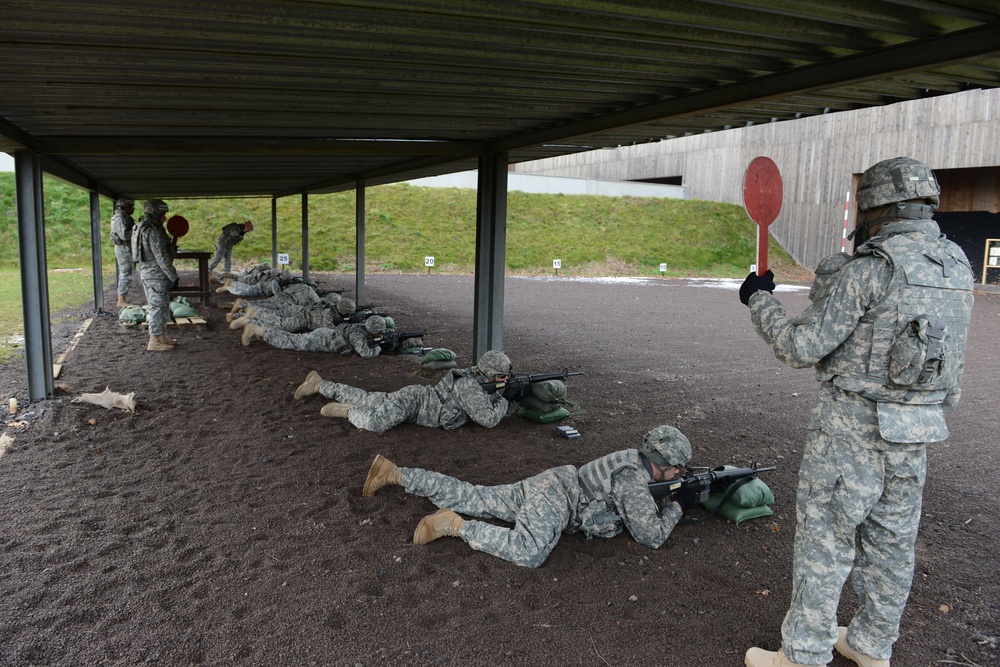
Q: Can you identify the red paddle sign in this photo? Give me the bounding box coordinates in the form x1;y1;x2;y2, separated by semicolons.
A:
166;215;189;244
743;157;783;276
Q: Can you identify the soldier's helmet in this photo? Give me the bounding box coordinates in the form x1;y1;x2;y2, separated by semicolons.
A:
856;157;940;212
322;292;342;308
640;425;692;467
337;298;356;316
116;197;134;210
476;350;512;379
364;315;386;335
143;199;169;217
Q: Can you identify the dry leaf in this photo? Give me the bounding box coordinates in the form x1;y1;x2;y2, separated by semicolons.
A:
71;386;137;413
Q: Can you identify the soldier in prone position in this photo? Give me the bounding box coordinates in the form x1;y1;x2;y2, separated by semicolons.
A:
360;424;692;568
292;350;520;433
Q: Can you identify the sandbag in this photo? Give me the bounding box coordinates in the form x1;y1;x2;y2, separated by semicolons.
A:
422;348;457;363
518;395;561;413
169;296;198;318
422;348;457;370
700;496;773;524
118;305;147;324
423;360;458;371
531;380;567;403
709;474;775;509
517;406;571;424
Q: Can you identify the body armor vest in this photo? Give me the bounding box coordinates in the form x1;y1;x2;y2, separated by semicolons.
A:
816;224;973;404
577;450;640;502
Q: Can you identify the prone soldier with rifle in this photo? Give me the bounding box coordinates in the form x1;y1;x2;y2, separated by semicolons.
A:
359;424;701;568
293;350;579;433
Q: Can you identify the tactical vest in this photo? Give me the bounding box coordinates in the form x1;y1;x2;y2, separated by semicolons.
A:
574;450;640;538
816;226;973;404
577;449;640;501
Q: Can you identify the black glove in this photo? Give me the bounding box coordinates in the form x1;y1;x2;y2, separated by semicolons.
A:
739;270;775;306
170;278;180;291
672;488;700;511
501;382;530;402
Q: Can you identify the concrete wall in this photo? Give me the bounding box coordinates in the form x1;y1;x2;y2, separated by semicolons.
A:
513;88;1000;272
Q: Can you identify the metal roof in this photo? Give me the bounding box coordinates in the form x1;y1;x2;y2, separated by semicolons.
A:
2;1;1000;200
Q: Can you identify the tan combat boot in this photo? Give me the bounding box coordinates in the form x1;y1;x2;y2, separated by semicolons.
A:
362;455;401;496
744;648;822;667
229;298;244;314
241;324;264;346
157;334;178;346
413;509;465;545
116;295;129;308
215;278;233;294
229;316;249;330
293;371;324;400
146;335;173;352
320;402;354;418
835;628;889;667
244;306;258;319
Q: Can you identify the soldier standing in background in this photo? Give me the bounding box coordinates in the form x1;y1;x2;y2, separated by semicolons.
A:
132;199;179;352
208;220;253;280
360;424;691;568
741;157;975;667
110;197;136;308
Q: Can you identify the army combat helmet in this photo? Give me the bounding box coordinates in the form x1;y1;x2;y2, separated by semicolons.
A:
364;315;387;335
856;156;940;212
476;350;512;380
640;425;692;469
115;197;134;210
336;298;356;317
852;157;939;244
143;199;169;219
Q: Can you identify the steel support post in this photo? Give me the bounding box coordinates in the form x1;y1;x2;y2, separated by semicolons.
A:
355;179;366;306
473;152;508;359
14;150;54;401
89;191;105;313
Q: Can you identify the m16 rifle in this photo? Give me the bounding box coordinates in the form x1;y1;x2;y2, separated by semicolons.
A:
648;462;776;507
481;370;584;402
372;331;429;353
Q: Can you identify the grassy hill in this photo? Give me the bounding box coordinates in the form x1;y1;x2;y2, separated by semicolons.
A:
0;173;803;278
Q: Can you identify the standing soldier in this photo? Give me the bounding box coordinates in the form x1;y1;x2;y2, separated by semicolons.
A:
110;197;136;308
132;199;179;352
740;157;974;667
208;220;253;280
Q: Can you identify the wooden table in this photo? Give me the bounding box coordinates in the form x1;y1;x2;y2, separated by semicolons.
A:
170;249;212;305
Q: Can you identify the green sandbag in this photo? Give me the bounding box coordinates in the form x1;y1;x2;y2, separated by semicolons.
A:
700;496;773;524
169;296;198;318
710;472;775;509
423;360;458;371
517;406;571;424
531;380;567;403
518;395;560;413
421;348;457;363
118;305;146;324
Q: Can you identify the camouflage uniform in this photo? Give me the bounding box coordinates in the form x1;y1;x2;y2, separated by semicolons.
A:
318;365;515;433
207;222;249;273
399;448;683;568
262;321;381;357
110;200;135;298
132;202;178;337
251;296;345;332
227;270;291;297
748;218;973;665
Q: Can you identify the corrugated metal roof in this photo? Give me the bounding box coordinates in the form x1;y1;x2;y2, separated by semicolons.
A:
2;0;999;199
